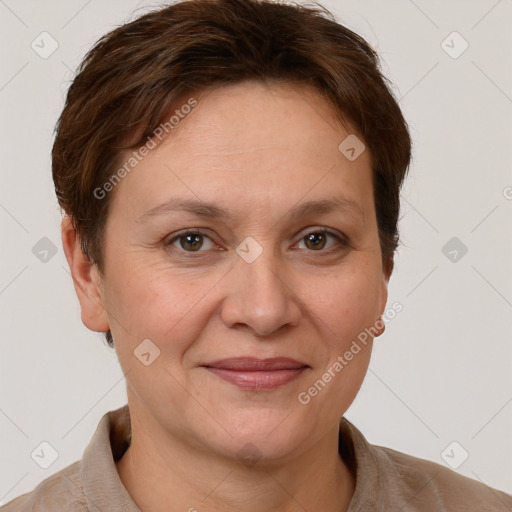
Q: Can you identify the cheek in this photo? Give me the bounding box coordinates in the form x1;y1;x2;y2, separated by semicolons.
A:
304;261;382;340
316;266;379;405
104;256;217;357
306;346;372;426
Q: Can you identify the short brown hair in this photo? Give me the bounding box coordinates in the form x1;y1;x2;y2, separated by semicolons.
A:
52;0;411;348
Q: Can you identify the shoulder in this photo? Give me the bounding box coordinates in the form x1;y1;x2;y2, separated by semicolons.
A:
341;418;512;511
374;443;512;511
0;461;88;512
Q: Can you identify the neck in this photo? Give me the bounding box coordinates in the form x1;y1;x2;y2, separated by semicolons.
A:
116;409;355;512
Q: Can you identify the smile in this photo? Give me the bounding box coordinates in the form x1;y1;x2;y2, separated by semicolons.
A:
201;357;309;390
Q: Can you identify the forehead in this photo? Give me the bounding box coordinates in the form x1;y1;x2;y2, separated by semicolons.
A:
110;81;373;220
170;81;355;160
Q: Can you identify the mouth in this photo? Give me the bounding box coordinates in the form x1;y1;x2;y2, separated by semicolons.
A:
200;357;309;390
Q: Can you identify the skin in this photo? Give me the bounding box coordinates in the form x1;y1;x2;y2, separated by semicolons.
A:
62;80;390;512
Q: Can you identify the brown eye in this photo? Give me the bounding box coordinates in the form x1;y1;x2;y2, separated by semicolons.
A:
297;230;345;252
178;233;204;251
167;230;216;253
303;232;328;250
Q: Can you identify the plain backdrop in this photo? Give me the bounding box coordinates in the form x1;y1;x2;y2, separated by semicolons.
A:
1;0;511;504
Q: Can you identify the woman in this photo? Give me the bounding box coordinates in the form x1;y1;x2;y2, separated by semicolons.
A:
2;0;510;510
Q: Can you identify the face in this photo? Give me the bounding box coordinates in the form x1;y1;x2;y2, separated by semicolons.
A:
76;81;389;462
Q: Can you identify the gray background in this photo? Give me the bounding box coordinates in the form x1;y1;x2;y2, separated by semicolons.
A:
1;0;511;503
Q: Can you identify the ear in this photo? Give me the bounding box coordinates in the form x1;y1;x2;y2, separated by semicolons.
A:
61;216;110;333
378;258;393;318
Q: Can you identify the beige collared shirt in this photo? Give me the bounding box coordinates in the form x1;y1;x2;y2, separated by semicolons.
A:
2;404;511;511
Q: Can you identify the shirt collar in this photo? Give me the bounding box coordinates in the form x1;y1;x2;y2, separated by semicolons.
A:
79;404;380;511
81;404;141;511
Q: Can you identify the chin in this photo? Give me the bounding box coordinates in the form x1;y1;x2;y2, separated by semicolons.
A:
208;410;310;464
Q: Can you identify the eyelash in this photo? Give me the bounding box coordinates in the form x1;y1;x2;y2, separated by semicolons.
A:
165;228;350;257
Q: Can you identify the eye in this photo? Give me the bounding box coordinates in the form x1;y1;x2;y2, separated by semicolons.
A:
165;228;349;255
296;229;348;252
167;230;217;252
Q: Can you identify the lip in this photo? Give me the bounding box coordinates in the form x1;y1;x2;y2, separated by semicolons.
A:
201;357;309;390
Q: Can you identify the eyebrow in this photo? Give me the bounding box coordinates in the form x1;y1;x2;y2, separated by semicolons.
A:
137;194;363;223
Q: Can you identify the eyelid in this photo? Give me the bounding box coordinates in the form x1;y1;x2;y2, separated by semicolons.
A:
294;227;350;249
166;228;220;252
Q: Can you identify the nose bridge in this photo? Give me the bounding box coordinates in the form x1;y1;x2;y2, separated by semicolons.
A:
221;237;301;336
243;249;284;300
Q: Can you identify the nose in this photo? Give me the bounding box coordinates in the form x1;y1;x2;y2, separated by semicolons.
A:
220;247;302;337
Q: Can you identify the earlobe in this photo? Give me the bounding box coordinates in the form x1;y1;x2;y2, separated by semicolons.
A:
61;216;110;333
375;260;391;337
380;270;390;315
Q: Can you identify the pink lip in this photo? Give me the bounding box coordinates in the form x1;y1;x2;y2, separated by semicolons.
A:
201;357;309;390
